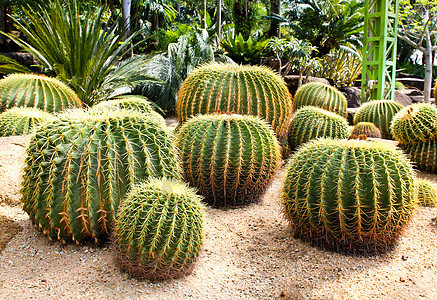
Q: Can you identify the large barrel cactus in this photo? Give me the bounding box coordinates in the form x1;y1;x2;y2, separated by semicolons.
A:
0;107;56;137
399;140;437;172
354;100;404;139
390;103;437;145
113;178;205;281
288;106;349;149
176;114;281;207
349;122;382;140
414;178;437;207
294;82;347;118
176;63;293;144
282;139;416;254
21;109;181;244
0;73;82;113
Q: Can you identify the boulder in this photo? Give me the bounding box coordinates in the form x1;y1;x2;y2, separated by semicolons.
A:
338;86;361;108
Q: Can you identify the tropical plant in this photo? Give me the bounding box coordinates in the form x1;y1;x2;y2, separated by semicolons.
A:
220;32;270;64
0;55;31;75
2;0;160;106
0;107;55;137
414;178;437;207
175;114;281;207
0;73;82;113
176;62;294;145
353;100;404;139
21;108;181;244
282;138;416;254
113;177;205;281
288;106;350;149
349;122;382;139
294;82;348;118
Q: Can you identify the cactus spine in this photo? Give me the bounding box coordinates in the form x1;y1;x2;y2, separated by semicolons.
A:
294;82;347;118
282;139;416;254
176;114;281;207
0;107;56;137
0;73;82;113
21;109;181;244
390;103;437;145
349;122;382;140
113;178;205;281
353;100;404;139
414;178;437;207
288;106;349;149
176;63;293;145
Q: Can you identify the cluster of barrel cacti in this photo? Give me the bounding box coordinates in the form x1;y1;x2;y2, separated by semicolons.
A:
391;103;437;172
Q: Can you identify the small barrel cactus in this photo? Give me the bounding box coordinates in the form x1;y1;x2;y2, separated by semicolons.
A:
0;107;56;137
353;99;404;139
282;138;416;254
175;114;281;207
176;63;293;145
0;73;82;113
21;109;181;244
399;140;437;172
288;106;349;149
390;103;437;145
349;122;382;140
113;177;205;281
294;82;347;118
414;178;437;207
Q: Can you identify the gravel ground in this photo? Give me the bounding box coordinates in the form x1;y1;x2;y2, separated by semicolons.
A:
0;135;436;300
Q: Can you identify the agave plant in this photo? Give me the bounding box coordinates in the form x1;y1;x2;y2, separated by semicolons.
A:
220;32;270;64
2;0;160;106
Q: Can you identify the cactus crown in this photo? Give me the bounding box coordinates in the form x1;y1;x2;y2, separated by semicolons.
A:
414;178;437;207
349;122;382;140
354;99;404;139
91;95;154;114
114;177;205;281
294;82;347;118
282;138;416;254
288;106;350;149
176;62;293;144
21;108;181;244
176;113;281;207
0;73;82;113
0;107;56;137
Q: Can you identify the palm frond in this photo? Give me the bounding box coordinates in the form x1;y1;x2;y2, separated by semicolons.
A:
0;54;31;74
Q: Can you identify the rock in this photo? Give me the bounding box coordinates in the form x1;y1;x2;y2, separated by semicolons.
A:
394;90;413;106
347;107;359;125
338;86;361;108
283;75;330;98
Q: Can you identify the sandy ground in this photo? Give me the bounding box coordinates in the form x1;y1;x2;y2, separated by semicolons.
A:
0;135;436;300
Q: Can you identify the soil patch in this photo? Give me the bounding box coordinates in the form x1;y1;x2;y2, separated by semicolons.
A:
0;213;22;252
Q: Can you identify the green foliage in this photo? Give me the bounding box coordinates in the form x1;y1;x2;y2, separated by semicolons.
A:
0;55;31;75
390;103;437;145
0;107;55;137
220;33;270;64
233;0;259;38
288;106;349;149
176;114;281;207
400;140;437;172
414;178;437;207
21;109;181;244
294;82;348;118
282;138;416;254
176;62;294;145
113;177;205;281
0;73;82;113
349;122;382;139
314;46;362;87
354;100;404;139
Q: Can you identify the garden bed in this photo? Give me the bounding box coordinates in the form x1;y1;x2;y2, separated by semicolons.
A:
0;135;436;299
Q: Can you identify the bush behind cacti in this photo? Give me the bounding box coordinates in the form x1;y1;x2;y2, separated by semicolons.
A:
414;178;437;207
294;82;347;118
176;62;293;145
176;114;281;207
288;106;350;149
0;73;82;113
0;107;56;137
113;177;205;281
21;109;181;244
282;138;416;254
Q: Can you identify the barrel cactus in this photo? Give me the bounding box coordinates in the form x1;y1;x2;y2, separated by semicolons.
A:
399;140;437;172
176;63;293;144
294;82;347;118
349;122;382;140
390;103;437;145
288;106;349;149
0;73;82;113
414;178;437;207
21;109;181;244
353;100;404;139
282;138;416;254
176;114;281;207
113;177;205;281
0;107;56;137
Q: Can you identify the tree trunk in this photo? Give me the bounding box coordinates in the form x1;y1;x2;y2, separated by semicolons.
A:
201;0;207;29
0;2;5;45
151;11;160;32
216;0;222;44
268;0;281;38
122;0;131;38
423;31;433;103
